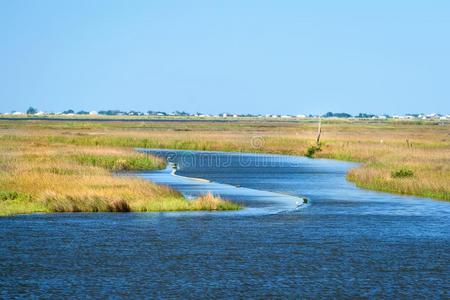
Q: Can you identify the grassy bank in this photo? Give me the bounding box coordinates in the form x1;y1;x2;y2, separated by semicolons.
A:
0;134;240;216
0;118;449;202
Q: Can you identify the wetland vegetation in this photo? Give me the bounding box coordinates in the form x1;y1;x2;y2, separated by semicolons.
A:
0;124;241;216
0;116;448;217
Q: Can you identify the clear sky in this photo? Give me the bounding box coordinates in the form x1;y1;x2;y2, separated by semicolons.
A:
1;0;449;115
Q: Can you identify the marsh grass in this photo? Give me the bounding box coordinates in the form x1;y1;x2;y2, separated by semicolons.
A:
73;153;165;171
0;118;449;202
190;193;241;211
0;136;240;216
132;193;241;212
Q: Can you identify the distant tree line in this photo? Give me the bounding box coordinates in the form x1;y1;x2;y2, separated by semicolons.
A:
322;112;352;118
26;107;37;114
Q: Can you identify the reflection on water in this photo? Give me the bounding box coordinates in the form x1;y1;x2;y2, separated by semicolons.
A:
0;149;448;298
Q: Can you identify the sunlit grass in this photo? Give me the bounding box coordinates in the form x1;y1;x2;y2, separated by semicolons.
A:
73;152;165;171
0;118;449;202
0;136;240;216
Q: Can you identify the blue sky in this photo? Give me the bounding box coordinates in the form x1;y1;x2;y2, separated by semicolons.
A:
1;0;449;115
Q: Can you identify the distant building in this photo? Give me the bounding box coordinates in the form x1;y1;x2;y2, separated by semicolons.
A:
89;111;98;115
424;113;441;119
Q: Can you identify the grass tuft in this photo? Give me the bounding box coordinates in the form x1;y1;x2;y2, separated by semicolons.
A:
190;193;241;211
305;144;321;158
391;168;414;178
0;191;32;202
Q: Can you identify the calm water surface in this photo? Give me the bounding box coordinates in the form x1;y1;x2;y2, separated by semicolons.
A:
1;149;449;298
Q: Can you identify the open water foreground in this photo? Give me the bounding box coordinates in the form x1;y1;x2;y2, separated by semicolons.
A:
0;149;448;298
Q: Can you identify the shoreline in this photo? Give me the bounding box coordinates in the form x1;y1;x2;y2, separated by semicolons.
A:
141;147;448;202
142;148;450;202
1;119;448;205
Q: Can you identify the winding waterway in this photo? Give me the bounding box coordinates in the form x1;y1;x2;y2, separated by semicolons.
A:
1;149;449;298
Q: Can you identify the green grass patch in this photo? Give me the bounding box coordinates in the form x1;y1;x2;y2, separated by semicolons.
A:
391;168;414;178
73;153;165;171
0;191;47;216
0;191;32;202
305;145;321;158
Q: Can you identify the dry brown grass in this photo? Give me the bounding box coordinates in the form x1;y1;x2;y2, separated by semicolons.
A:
0;118;449;202
0;134;240;216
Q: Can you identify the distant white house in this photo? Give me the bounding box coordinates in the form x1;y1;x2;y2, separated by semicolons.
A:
89;111;98;115
35;111;45;116
12;111;24;115
296;114;306;118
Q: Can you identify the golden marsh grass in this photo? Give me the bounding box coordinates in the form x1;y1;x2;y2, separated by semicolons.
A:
0;133;241;216
0;118;449;206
